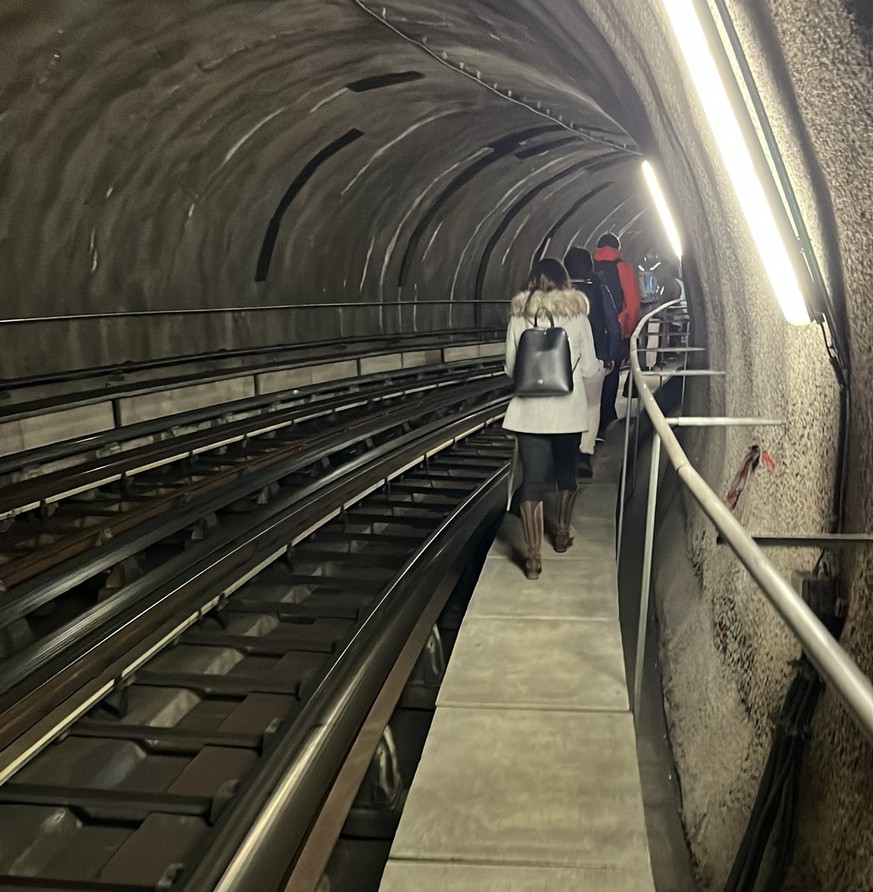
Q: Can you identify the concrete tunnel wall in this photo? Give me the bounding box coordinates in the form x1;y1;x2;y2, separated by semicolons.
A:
1;0;656;375
2;1;872;889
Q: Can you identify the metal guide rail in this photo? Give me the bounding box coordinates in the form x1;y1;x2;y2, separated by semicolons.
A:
0;414;513;890
0;328;504;415
0;353;503;486
0;363;505;585
0;334;504;470
0;380;511;713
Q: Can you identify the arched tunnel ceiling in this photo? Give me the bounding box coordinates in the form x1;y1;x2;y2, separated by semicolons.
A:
1;0;666;372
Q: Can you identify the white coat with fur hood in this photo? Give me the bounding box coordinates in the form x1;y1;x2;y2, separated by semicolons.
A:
503;287;601;434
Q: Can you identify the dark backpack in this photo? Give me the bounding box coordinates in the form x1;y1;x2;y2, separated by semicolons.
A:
578;275;622;361
594;259;624;314
596;281;622;361
638;267;660;304
513;306;575;397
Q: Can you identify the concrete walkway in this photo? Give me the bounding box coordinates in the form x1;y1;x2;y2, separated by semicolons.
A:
380;476;655;890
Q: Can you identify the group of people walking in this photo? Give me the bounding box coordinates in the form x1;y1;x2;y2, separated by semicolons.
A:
503;233;642;580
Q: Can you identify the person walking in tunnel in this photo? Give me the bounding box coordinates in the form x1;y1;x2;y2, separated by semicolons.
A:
638;249;684;369
564;246;620;478
593;233;642;435
503;258;600;580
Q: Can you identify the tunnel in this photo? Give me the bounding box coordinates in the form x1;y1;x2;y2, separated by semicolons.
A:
2;1;873;890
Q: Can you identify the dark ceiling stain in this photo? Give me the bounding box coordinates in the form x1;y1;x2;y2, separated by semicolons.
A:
347;71;425;91
397;125;564;289
473;156;623;302
255;128;365;282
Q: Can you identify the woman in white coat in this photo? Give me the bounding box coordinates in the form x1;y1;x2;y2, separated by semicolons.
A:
503;258;601;579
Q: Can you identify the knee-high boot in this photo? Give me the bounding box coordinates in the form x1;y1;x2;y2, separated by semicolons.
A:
554;489;578;553
519;500;543;580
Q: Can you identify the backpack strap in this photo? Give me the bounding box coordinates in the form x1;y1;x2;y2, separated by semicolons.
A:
521;291;556;330
531;307;556;329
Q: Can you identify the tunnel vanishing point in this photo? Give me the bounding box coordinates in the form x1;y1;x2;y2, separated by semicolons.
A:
2;2;873;889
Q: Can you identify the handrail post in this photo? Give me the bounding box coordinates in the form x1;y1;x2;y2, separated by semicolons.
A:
680;323;690;412
632;366;643;492
616;367;636;563
634;435;662;716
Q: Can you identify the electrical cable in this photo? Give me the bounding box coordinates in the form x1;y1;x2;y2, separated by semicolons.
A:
723;656;823;892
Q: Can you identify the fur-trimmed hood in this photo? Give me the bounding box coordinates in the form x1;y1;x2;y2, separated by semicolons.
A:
509;287;589;319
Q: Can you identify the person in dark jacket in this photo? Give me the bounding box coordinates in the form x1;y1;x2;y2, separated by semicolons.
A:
593;233;642;435
564;246;618;477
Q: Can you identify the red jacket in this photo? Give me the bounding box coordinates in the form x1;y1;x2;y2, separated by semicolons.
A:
593;245;642;339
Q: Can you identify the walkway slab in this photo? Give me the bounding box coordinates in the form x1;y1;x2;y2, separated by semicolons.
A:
489;499;615;568
381;861;655;891
468;554;618;621
389;706;650;872
380;474;655;892
437;616;628;712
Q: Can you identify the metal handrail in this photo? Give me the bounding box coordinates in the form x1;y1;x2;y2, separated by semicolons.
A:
627;301;873;744
0;299;507;326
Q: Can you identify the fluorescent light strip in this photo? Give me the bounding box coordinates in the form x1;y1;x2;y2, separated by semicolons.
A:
642;160;683;259
660;0;810;324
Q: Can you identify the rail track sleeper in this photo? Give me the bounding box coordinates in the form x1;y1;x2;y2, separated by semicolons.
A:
131;672;301;698
288;544;407;564
180;633;335;655
313;528;427;546
351;508;445;525
373;493;460;509
225;601;363;621
0;785;216;820
70;723;265;752
448;448;514;462
388;481;477;496
0;431;511;891
234;593;378;616
256;617;357;643
340;509;437;529
237;572;359;592
418;465;496;480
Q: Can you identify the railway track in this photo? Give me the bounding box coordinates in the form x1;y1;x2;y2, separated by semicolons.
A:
0;359;503;574
0;367;514;890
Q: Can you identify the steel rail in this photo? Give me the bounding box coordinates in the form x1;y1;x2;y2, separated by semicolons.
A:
0;337;503;427
0;401;508;780
0;356;502;481
0;419;510;890
628;302;873;744
0;362;505;519
0;383;510;686
0;300;507;326
187;460;509;892
0;329;502;404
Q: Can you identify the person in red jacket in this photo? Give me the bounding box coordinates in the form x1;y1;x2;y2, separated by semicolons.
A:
593;233;642;435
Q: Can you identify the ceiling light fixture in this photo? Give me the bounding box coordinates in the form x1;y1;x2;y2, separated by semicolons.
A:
642;160;683;260
659;0;811;324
